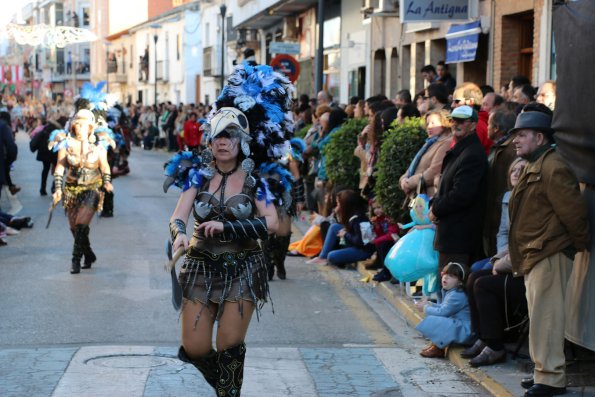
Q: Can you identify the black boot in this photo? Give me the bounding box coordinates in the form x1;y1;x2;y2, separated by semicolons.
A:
178;346;219;389
100;191;114;217
216;343;246;397
71;226;85;274
79;225;96;269
264;237;278;281
275;235;291;280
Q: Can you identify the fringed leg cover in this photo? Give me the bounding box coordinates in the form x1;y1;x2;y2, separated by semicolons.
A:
216;343;246;397
79;225;96;269
178;346;219;390
274;235;291;280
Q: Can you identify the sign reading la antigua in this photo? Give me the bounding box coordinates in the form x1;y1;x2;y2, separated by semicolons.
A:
400;0;471;23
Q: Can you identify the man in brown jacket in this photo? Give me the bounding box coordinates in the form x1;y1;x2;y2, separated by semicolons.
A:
508;111;590;397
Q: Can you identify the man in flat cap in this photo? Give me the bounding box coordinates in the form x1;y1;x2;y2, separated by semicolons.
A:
508;111;590;397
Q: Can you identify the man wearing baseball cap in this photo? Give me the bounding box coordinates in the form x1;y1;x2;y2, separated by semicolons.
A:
508;111;589;397
430;105;488;272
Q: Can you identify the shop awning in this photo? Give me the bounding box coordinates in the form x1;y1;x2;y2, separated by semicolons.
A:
445;20;481;64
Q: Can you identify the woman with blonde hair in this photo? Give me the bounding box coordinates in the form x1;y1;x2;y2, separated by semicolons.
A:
399;108;452;199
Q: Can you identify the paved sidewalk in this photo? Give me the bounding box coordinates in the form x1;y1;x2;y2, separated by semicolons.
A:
0;344;488;397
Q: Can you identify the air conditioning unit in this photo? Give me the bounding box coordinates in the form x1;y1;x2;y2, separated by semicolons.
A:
373;0;398;16
361;0;379;16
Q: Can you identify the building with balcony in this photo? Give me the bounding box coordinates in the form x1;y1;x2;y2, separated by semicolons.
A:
105;1;200;106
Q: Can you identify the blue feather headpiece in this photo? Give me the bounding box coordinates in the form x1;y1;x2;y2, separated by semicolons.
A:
80;81;108;111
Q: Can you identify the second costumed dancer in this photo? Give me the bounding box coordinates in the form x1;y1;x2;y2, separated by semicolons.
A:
49;83;116;274
164;60;295;396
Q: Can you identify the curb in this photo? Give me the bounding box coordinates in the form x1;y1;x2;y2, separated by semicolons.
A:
356;263;515;397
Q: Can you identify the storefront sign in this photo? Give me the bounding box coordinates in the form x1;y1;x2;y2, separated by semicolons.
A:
445;20;481;63
270;54;300;83
400;0;471;23
269;42;301;55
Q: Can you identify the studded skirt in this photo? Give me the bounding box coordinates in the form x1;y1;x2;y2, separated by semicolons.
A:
63;181;104;212
179;245;270;321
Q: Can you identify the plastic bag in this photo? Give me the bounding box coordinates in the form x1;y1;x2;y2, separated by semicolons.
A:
359;221;375;245
384;228;438;282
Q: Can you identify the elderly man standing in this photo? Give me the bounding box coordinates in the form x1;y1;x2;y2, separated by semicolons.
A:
430;105;488;269
508;111;590;397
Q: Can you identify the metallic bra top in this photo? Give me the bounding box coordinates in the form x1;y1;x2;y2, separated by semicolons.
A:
65;140;102;185
191;185;258;253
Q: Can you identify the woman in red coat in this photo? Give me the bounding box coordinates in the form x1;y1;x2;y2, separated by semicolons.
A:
183;112;202;151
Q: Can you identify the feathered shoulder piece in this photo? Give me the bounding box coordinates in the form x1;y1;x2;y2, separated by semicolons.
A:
94;126;116;151
290;137;307;163
48;129;69;152
163;150;215;193
255;162;294;209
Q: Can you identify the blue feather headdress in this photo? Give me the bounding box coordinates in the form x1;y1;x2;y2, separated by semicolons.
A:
210;60;296;206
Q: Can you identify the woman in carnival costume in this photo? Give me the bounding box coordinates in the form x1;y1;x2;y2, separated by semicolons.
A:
165;60;295;396
266;137;306;280
50;82;115;274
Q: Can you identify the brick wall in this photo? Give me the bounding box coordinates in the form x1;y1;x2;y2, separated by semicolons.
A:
493;0;546;92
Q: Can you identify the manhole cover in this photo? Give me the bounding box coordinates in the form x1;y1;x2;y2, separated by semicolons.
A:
85;354;178;369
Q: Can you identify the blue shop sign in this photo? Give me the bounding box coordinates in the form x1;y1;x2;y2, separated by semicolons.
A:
446;20;481;64
400;0;471;23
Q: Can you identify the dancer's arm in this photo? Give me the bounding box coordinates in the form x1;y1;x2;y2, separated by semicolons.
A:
52;149;67;204
98;148;113;192
170;187;197;251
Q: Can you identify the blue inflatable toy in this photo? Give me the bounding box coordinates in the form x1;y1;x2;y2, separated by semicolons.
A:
385;194;439;294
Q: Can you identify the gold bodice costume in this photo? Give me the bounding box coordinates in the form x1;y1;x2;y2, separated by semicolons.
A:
62;137;105;211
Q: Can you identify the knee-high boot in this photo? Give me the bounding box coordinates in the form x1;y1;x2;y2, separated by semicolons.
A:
177;346;219;389
79;225;96;269
274;235;291;280
71;225;85;274
216;343;246;397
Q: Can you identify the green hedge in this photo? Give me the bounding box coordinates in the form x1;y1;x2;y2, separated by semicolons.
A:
374;117;427;221
295;124;311;139
323;118;368;191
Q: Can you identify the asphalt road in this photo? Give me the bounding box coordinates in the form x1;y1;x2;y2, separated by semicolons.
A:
0;131;484;396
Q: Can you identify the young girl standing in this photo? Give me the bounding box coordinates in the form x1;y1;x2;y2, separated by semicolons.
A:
415;262;472;358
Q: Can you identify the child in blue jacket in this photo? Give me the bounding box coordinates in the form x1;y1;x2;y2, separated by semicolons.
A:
415;262;473;358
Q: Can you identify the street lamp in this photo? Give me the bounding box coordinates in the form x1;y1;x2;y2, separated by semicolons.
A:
150;24;162;106
220;4;227;91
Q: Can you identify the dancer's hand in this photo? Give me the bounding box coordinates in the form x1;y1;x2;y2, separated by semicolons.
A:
197;220;224;238
104;182;113;192
52;190;62;205
173;234;189;251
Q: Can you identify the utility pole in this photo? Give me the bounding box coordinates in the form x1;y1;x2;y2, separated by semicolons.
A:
315;0;325;94
220;3;227;92
151;24;162;106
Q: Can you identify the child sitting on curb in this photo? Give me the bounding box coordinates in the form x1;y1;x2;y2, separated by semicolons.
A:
414;262;473;358
369;199;400;282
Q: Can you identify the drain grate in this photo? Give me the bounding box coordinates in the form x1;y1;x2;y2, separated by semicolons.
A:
85;353;178;369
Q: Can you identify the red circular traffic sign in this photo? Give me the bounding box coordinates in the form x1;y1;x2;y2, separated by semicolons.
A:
270;54;300;83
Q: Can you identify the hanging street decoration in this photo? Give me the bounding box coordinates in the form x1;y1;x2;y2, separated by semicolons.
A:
5;23;97;48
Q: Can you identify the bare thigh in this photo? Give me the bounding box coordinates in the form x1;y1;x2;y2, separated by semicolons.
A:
181;299;217;357
216;301;255;351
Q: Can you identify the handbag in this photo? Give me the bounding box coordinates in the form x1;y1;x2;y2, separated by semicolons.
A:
403;175;428;210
